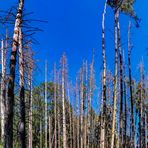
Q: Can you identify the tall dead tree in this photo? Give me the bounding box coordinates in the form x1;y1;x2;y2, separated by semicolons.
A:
139;62;145;148
67;82;72;148
111;8;119;148
80;65;84;148
100;1;107;147
26;49;34;148
45;60;48;148
84;61;88;148
57;71;61;148
0;39;6;146
61;54;67;148
87;56;94;147
75;78;80;148
117;15;124;147
49;116;52;148
54;63;57;148
123;51;127;148
28;71;33;148
128;22;135;147
18;28;26;148
5;0;24;147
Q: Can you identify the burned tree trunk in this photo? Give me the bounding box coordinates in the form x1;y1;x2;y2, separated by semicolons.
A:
80;66;84;148
18;28;26;148
111;9;119;148
5;0;24;147
100;1;107;147
123;52;127;148
117;17;124;147
128;22;135;147
54;64;57;148
45;61;48;148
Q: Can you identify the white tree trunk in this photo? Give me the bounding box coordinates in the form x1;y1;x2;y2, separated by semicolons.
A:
54;63;57;148
28;74;33;148
1;39;6;146
111;10;119;148
80;67;84;148
45;60;48;148
100;1;107;147
62;55;67;148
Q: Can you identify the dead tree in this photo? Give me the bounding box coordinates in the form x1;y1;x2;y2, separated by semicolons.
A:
45;60;48;148
0;39;6;146
117;15;124;147
54;63;57;148
100;1;107;147
18;27;26;148
111;8;119;148
61;54;67;148
5;0;24;147
128;22;135;147
80;65;84;148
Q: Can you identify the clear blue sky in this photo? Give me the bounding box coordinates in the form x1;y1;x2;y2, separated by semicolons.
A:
0;0;147;85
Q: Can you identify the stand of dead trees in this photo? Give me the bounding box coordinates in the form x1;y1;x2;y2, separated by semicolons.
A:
0;0;147;148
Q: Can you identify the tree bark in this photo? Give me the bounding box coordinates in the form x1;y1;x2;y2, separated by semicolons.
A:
100;1;107;147
18;28;26;148
128;22;135;147
117;16;124;148
67;83;72;148
111;9;119;148
54;63;57;148
1;39;6;147
5;0;24;147
76;78;80;148
57;73;61;148
80;66;84;148
123;53;127;148
28;71;33;148
61;55;67;148
45;61;48;148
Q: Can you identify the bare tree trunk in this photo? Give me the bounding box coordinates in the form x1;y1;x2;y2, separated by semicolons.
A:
45;61;48;148
76;78;80;148
25;48;33;148
67;83;72;148
128;22;135;147
40;119;42;148
123;53;127;148
18;28;26;148
61;55;67;148
28;73;32;148
80;67;84;148
144;113;147;148
49;116;52;148
54;64;57;148
111;9;119;148
139;63;144;148
72;116;76;148
84;61;88;148
100;1;107;147
117;17;124;148
72;90;76;148
5;0;24;147
1;39;6;147
57;72;61;148
139;88;142;148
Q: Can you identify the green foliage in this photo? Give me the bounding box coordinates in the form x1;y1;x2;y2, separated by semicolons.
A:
107;0;139;25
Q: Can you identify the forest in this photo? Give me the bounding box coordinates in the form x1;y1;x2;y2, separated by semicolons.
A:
0;0;147;148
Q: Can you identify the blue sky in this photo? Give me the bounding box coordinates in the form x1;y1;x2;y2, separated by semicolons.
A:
0;0;147;86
